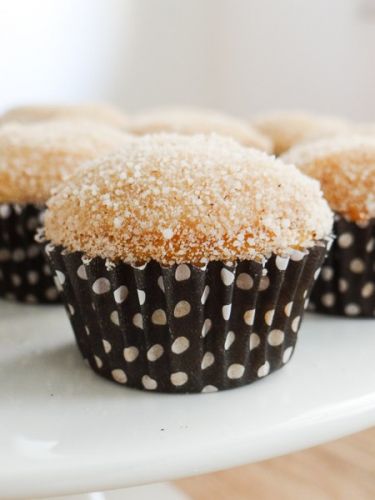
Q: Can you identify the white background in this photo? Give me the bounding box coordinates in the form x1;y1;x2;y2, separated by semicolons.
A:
0;0;374;119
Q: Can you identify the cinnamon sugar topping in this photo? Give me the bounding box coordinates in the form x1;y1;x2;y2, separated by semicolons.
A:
45;133;333;265
283;135;375;221
0;120;130;203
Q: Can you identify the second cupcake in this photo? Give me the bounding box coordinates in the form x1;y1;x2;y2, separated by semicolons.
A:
44;134;333;392
0;120;129;303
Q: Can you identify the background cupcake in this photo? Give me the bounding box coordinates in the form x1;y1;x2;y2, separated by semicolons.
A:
44;134;332;393
0;120;129;303
129;106;272;152
283;136;375;317
0;102;129;129
252;110;350;155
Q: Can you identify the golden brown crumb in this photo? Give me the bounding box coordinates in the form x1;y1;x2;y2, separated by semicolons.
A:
0;120;131;203
0;103;128;129
282;135;375;221
45;133;333;265
252;110;350;155
129;106;272;152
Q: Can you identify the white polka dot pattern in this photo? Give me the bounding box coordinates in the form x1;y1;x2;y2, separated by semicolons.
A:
337;232;353;248
249;333;260;351
132;313;143;329
152;309;167;325
170;372;188;386
201;352;215;369
268;330;284;346
137;289;146;305
201;318;212;337
110;310;120;326
244;309;255;326
284;301;293;317
221;268;234;286
94;355;103;368
157;276;165;292
257;361;270;378
114;285;128;304
92;277;111;295
201;385;218;393
147;344;164;361
112;369;127;384
77;264;88;280
174;300;191;318
222;304;232;320
123;346;139;362
44;241;328;393
171;336;190;354
258;275;270;291
0;203;60;303
310;217;375;317
224;331;235;350
201;285;210;304
102;339;112;353
142;375;157;390
175;264;191;281
264;309;275;326
227;364;245;379
236;273;253;290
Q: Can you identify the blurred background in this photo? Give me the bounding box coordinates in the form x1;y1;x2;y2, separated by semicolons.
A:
1;0;375;118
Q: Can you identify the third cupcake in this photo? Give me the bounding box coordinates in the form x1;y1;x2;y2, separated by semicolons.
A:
283;136;375;317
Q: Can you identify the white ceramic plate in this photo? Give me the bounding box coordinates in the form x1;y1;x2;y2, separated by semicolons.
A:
0;302;374;499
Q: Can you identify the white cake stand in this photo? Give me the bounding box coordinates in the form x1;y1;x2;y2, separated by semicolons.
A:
0;302;374;499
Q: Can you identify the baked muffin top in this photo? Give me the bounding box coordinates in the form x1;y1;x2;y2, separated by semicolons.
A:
282;136;375;221
129;106;272;152
0;103;128;129
252;110;349;155
0;120;129;204
45;133;333;265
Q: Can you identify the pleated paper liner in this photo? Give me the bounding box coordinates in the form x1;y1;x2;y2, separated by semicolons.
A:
0;203;60;303
309;215;375;317
45;241;328;393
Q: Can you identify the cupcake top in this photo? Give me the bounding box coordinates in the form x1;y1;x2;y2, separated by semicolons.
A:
282;136;375;221
129;106;272;152
45;134;333;265
0;103;128;129
252;110;349;155
0;120;129;204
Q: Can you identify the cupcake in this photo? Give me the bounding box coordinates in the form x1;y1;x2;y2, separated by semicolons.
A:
252;110;349;155
129;106;272;152
43;134;332;393
0;120;129;303
283;136;375;317
0;103;128;129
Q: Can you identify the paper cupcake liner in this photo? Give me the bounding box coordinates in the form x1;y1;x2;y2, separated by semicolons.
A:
309;216;375;317
45;241;328;393
0;203;60;303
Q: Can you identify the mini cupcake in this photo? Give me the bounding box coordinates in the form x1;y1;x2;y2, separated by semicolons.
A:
283;136;375;317
129;106;272;152
44;134;332;393
252;110;349;155
0;120;129;303
0;103;128;129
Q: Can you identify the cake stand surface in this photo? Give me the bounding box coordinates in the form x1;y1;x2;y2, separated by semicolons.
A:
0;302;374;499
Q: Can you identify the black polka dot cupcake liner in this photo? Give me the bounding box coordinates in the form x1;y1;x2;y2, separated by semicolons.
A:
309;215;375;317
45;241;328;393
0;203;60;303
